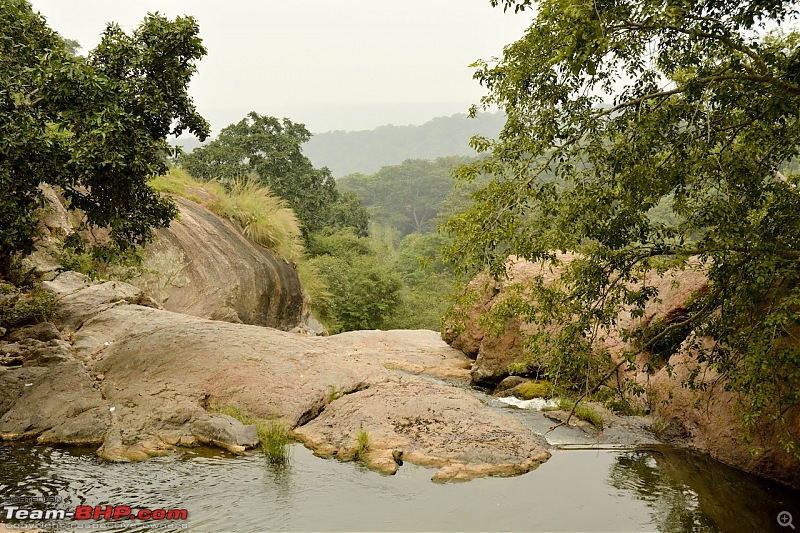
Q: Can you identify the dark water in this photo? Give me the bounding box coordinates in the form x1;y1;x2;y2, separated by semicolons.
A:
1;442;798;532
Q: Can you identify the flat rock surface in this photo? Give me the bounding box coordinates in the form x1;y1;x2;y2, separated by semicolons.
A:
293;379;551;481
329;329;473;383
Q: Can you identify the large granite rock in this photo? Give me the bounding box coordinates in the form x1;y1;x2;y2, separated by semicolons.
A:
133;197;305;330
650;339;800;489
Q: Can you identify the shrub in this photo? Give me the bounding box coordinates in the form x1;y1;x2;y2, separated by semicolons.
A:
0;286;56;329
309;254;401;333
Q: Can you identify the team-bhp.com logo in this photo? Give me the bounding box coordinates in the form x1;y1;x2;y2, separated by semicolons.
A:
4;505;188;521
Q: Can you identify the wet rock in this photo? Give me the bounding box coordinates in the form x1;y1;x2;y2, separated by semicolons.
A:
650;340;800;489
4;282;549;478
443;255;707;386
0;359;108;444
543;410;601;435
494;376;528;395
443;255;800;488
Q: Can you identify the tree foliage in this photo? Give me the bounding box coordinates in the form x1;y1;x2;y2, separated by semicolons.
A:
0;1;209;269
177;112;365;236
307;229;402;332
446;0;800;446
339;156;474;236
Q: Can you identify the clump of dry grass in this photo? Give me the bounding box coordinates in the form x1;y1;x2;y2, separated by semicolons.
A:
209;180;304;263
150;169;304;263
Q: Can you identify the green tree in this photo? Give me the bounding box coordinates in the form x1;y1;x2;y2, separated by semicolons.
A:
308;229;402;332
177;112;363;236
446;0;800;447
339;156;473;236
1;1;209;270
325;191;370;238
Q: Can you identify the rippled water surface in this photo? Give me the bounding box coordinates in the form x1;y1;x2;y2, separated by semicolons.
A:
2;442;798;532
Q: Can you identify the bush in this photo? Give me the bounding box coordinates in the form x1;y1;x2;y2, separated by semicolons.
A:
384;273;458;330
0;286;56;329
59;240;146;282
309;254;401;333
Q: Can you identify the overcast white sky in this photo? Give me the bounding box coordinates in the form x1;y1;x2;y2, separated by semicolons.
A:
28;1;531;135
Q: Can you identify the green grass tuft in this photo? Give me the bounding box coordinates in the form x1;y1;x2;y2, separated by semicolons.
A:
354;430;370;460
258;418;291;465
212;405;291;465
149;167;204;203
210;180;304;263
150;169;305;263
555;398;604;429
327;385;340;404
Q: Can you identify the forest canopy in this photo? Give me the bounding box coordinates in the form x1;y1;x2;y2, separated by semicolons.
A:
445;0;800;446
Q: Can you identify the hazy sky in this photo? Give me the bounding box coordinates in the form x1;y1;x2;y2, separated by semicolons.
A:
27;1;531;135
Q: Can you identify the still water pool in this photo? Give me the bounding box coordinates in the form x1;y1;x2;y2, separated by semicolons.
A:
1;442;798;532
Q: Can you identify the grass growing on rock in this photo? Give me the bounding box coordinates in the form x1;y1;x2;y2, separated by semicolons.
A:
545;398;604;429
212;405;291;465
354;430;370;461
150;168;332;319
327;385;340;404
259;419;291;465
209;180;304;263
150;168;304;263
149;168;204;204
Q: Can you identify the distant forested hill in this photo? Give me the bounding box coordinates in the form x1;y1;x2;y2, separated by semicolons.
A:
303;112;504;177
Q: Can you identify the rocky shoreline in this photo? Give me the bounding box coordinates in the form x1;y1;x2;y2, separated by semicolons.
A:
0;270;667;482
0;272;546;481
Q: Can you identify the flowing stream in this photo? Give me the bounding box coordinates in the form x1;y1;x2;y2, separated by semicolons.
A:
2;435;799;532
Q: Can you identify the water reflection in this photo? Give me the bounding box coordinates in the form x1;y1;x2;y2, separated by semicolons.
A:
610;451;718;532
610;446;800;533
1;443;798;532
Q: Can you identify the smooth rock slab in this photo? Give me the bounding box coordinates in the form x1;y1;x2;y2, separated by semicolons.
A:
294;379;551;482
191;414;259;454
